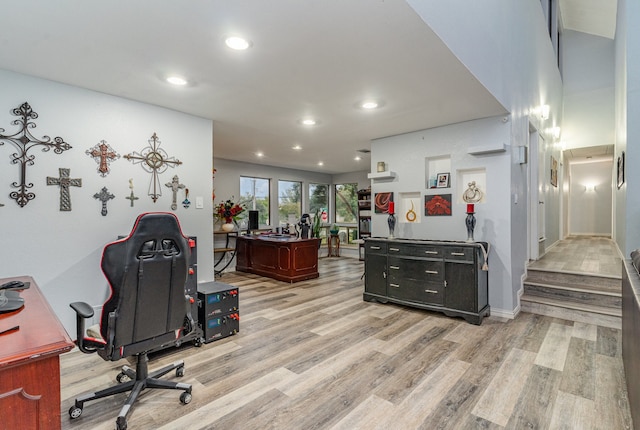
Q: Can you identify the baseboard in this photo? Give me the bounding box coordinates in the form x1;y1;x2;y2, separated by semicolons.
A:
490;306;519;320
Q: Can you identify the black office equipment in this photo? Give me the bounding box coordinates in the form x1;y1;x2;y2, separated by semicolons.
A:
68;212;197;430
197;281;239;343
248;210;259;231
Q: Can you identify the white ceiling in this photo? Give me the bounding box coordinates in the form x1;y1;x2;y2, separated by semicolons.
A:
0;1;618;173
0;0;507;174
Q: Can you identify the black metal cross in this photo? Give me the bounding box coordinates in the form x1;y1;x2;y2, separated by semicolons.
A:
165;175;185;210
93;187;115;216
0;102;72;207
46;168;82;211
86;140;119;177
124;133;181;202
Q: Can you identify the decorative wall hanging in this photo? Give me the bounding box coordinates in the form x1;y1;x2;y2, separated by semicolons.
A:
374;192;393;214
86;140;119;177
405;200;417;222
425;194;452;216
125;178;139;207
124;133;182;202
165;175;185;210
94;187;115;216
47;168;82;211
462;181;483;203
182;188;191;209
0;102;71;207
550;156;558;187
617;151;625;189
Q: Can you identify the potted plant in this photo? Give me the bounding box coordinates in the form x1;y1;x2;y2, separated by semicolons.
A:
329;223;339;235
312;208;322;239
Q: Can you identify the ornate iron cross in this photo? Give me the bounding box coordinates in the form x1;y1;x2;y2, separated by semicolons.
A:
124;133;182;202
93;187;115;216
46;168;82;211
0;102;72;207
125;178;139;207
165;175;185;210
86;140;119;177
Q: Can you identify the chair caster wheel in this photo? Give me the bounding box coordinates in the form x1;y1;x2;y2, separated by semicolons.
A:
193;338;203;347
116;372;130;383
116;416;128;430
176;366;185;377
69;405;82;419
180;391;192;404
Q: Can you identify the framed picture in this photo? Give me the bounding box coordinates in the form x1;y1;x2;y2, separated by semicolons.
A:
550;156;558;187
425;194;452;216
617;151;625;189
436;173;450;188
374;192;393;214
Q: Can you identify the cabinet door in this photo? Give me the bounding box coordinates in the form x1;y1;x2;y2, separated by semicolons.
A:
444;262;477;312
365;254;387;296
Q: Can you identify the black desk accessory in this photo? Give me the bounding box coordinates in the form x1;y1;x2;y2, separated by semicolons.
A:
0;281;30;313
0;325;19;336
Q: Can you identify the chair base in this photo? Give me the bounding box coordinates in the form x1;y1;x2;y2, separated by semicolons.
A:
69;352;192;430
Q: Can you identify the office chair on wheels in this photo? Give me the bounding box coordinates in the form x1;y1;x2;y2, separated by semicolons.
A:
68;212;197;430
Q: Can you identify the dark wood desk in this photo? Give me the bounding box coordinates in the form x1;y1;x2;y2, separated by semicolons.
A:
0;276;74;430
236;235;320;282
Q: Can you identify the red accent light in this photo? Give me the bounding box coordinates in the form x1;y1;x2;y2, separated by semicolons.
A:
189;268;194;275
189;239;196;248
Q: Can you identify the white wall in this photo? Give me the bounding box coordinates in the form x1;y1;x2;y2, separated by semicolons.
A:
0;70;214;334
402;0;564;314
568;160;613;235
370;117;514;315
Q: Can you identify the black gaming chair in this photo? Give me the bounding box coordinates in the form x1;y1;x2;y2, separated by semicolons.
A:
68;212;197;430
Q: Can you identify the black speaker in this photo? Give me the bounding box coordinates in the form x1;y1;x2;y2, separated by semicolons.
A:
248;210;259;230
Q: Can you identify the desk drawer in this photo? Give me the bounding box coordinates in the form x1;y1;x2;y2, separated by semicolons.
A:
388;257;444;281
387;277;444;305
365;241;387;254
444;247;474;262
387;243;443;258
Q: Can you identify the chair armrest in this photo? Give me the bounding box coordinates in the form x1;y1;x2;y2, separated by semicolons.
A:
70;301;94;318
69;301;99;354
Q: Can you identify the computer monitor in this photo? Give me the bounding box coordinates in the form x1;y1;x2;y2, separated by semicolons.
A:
248;210;259;232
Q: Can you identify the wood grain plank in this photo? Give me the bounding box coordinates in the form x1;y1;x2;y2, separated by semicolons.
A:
535;322;573;370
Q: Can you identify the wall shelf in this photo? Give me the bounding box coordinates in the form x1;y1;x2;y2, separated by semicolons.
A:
467;143;508;155
367;171;396;180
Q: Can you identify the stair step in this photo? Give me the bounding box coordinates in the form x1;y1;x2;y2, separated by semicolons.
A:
521;295;621;330
525;268;621;292
523;281;621;310
521;294;621;317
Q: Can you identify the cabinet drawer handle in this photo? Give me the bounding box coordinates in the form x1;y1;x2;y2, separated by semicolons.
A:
390;283;400;288
424;289;438;294
370;246;381;250
450;252;465;256
389;247;400;251
425;250;438;254
424;270;439;274
389;265;400;270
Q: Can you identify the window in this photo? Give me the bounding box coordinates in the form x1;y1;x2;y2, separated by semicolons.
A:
278;180;301;226
240;176;270;226
334;183;358;224
309;183;328;217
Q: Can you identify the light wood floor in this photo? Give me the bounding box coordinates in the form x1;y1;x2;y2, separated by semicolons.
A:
60;254;633;429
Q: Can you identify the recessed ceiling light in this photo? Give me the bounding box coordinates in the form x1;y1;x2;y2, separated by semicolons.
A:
292;145;302;150
354;156;362;161
166;76;188;86
225;36;251;50
301;118;317;126
256;151;264;157
361;101;379;109
317;161;324;166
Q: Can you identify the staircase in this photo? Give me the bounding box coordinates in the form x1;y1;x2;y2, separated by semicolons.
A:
520;267;622;329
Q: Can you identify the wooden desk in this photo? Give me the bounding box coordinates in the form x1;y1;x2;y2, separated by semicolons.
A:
0;276;74;430
236;235;320;282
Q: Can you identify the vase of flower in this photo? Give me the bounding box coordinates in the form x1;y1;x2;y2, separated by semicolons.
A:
222;222;235;232
215;197;246;232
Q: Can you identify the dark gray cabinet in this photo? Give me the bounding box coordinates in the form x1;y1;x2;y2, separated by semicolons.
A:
363;238;489;324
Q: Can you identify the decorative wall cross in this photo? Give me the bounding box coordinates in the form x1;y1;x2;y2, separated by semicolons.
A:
125;178;139;207
124;133;181;202
86;140;119;177
47;168;82;211
0;102;72;207
93;187;115;216
165;175;185;210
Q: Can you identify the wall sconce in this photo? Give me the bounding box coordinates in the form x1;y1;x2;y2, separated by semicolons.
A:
585;184;596;192
547;126;561;139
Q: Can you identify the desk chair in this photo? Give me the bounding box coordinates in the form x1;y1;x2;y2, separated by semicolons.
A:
68;212;196;430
